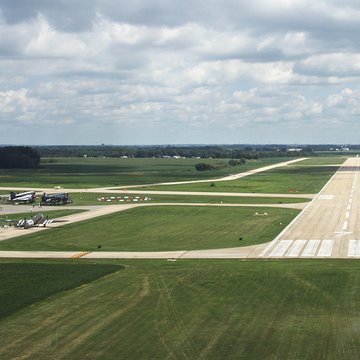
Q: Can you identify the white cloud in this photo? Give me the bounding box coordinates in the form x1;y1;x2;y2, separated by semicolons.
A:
1;1;360;144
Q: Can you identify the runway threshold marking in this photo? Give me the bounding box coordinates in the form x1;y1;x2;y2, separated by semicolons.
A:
261;239;335;258
302;240;320;257
317;240;334;257
71;251;92;259
348;240;360;257
258;241;278;257
269;240;292;257
286;240;307;257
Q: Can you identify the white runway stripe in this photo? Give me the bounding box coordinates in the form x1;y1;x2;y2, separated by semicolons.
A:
286;240;307;257
348;240;360;257
302;240;320;257
269;240;293;257
317;240;334;257
258;241;278;257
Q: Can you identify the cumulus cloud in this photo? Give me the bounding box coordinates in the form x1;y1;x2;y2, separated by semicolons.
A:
1;0;360;144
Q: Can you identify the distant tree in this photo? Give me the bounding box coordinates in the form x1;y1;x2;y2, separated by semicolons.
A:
229;159;246;166
195;163;213;171
0;146;40;169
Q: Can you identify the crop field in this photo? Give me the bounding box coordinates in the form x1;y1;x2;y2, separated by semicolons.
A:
0;157;290;189
69;192;310;206
138;165;339;194
1;259;360;359
0;206;299;251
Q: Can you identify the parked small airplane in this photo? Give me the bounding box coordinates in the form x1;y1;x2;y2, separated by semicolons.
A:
9;191;36;203
41;192;72;205
0;213;65;229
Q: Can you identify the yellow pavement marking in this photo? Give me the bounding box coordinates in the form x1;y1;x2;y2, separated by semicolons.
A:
71;251;92;259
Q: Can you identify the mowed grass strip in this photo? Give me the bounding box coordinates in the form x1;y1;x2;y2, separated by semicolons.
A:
139;165;339;194
0;260;122;320
70;192;310;206
0;157;289;188
297;156;347;165
2;259;360;359
0;206;299;251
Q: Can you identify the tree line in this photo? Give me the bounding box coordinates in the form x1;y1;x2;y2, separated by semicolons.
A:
0;146;40;169
34;145;314;159
195;159;247;171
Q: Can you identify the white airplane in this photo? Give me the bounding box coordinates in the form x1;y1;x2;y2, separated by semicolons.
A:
9;191;36;203
0;213;64;229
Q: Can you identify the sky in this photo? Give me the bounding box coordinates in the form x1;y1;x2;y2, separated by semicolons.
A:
1;0;360;145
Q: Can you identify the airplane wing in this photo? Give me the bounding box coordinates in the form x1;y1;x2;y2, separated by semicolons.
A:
37;218;53;226
36;218;68;226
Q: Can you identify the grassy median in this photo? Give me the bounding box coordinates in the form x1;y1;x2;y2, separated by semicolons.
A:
138;165;339;194
0;206;299;251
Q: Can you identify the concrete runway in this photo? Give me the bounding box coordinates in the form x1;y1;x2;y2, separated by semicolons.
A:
1;156;355;260
255;157;360;259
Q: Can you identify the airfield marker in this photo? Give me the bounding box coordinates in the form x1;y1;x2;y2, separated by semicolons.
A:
302;240;321;257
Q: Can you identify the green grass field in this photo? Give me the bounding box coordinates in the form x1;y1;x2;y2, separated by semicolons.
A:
0;206;299;251
69;192;310;205
0;260;121;320
138;165;339;194
297;157;346;165
0;157;291;188
1;259;360;359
